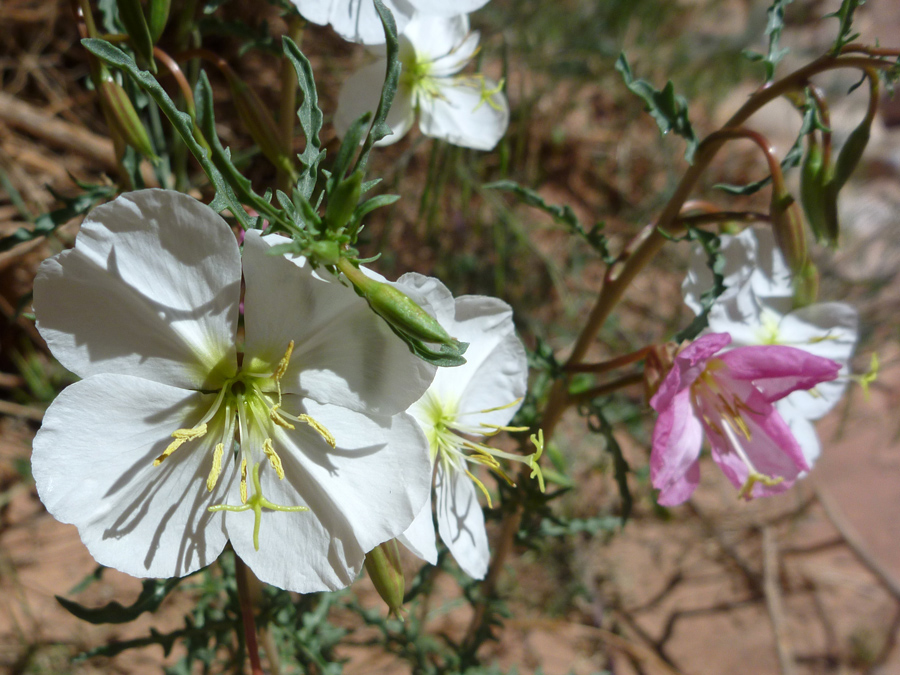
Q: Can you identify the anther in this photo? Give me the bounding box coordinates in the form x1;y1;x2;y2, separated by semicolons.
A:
262;438;285;480
207;443;225;492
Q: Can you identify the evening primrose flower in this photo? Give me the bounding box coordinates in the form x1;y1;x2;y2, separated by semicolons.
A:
650;332;840;506
682;227;858;466
31;189;435;593
335;13;509;150
393;274;538;579
291;0;491;45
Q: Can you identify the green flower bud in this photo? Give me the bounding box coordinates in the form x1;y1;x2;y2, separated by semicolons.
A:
819;177;840;247
116;0;156;73
324;170;363;233
769;191;807;274
832;112;871;192
792;259;819;309
337;259;455;346
799;134;830;244
364;540;405;618
148;0;171;43
98;76;158;161
223;70;296;179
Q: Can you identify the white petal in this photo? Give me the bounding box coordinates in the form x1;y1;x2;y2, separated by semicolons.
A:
436;463;489;579
34;190;240;390
241;231;434;415
778;303;858;363
335;59;416;146
418;77;509;150
32;374;233;579
409;0;490;16
227;404;432;593
397;493;439;564
776;406;823;468
291;0;415;44
402;14;470;65
394;271;457;325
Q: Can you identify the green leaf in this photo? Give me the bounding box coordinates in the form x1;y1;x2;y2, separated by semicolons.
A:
354;0;401;172
485;180;611;261
57;578;182;625
116;0;156;73
758;0;795;82
537;515;622;537
282;36;325;199
828;0;865;54
0;182;117;253
80;38;252;227
193;72;282;228
584;403;633;523
615;53;698;163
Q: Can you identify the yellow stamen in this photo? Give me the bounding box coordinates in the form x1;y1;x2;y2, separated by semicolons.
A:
269;406;295;429
297;414;336;448
737;472;784;501
206;443;224;492
262;438;285;480
465;469;493;509
240;458;248;504
154;423;208;465
274;340;295;381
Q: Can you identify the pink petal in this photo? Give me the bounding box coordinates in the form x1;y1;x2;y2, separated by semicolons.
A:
719;345;840;402
651;389;704;505
703;382;808;499
651;332;732;412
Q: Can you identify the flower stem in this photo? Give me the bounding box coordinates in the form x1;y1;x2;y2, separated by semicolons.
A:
235;554;265;675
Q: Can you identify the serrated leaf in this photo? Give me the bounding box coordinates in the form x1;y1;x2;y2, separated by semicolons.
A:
282;36;325;199
585;404;633;523
615;53;698;163
759;0;795;82
486;180;611;261
828;0;865;54
57;578;182;625
354;0;401;172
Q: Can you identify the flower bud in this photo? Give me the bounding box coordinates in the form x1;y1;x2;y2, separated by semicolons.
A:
769;191;807;274
338;259;455;346
324;170;363;233
223;69;296;179
644;342;678;403
308;240;340;266
832;114;871;191
98;76;158;161
116;0;156;73
799;134;830;244
792;260;819;309
364;540;405;618
148;0;171;42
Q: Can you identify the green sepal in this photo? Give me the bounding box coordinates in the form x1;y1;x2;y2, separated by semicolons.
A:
831;115;871;191
56;578;182;625
324;169;364;232
116;0;156;73
769;191;807;273
98;76;158;161
792;259;820;308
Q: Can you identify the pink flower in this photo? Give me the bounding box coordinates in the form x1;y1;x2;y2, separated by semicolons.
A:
649;333;840;506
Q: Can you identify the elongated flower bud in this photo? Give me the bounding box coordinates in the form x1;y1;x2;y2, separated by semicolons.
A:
832;107;872;192
338;259;455;346
365;540;405;618
324;170;363;233
792;259;819;309
148;0;171;42
98;76;158;161
769;191;807;274
116;0;156;73
224;70;296;179
799;133;830;244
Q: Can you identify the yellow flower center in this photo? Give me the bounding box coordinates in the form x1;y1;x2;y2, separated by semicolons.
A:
154;341;334;549
418;391;544;507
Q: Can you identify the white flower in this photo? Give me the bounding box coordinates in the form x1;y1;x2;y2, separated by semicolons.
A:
291;0;491;45
31;189;436;593
682;227;858;466
335;13;509;151
392;274;536;579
